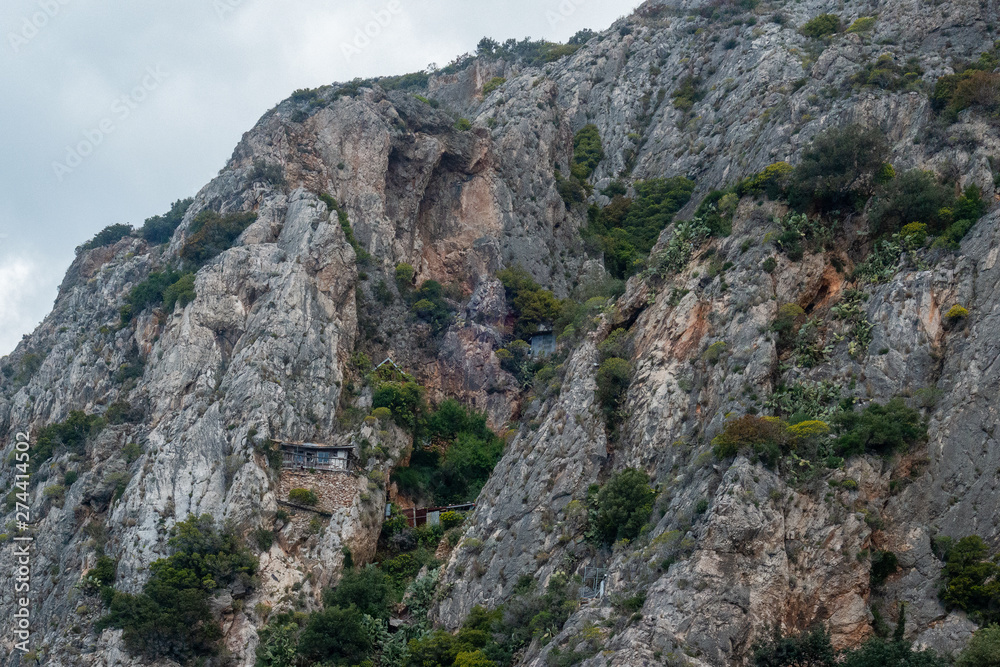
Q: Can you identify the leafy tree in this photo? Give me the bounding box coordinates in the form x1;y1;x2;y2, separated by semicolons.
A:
442;432;504;500
323;566;394;620
869;170;954;236
97;514;258;661
940;535;1000;623
753;625;836;667
754;624;945;667
839;637;945;666
833;398;926;456
623;177;697;251
373;381;427;431
789;124;889;213
140;198;194;244
588;468;655;544
297;605;374;665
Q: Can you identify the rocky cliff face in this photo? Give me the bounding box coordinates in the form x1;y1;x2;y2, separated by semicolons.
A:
3;0;1000;665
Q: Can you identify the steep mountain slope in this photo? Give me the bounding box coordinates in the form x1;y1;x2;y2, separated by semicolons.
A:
3;0;1000;665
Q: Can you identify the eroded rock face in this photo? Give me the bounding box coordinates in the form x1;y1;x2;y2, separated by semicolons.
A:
3;0;1000;664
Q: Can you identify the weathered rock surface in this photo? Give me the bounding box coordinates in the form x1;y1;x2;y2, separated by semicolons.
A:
3;0;1000;664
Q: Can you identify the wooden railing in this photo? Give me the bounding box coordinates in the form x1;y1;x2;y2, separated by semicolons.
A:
400;503;476;528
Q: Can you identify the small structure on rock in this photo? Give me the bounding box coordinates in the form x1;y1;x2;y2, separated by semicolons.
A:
396;502;476;528
530;325;556;357
276;440;355;472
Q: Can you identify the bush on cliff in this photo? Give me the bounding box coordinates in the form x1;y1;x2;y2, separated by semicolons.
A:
97;514;258;661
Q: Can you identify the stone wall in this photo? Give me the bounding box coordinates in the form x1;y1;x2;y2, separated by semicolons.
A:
279;469;360;512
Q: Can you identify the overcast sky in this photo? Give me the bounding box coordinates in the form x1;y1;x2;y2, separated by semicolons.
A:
0;0;640;357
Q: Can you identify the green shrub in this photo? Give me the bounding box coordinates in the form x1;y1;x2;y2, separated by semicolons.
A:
455;118;473;131
97;514;258;661
412;280;455;333
497;266;564;339
753;625;836;666
702;341;727;365
288;488;319;506
252;527;274;551
31;411;106;472
937;70;1000;116
940;535;1000;623
179;209;258;266
946;304;970;321
249;159;285;187
833;398;926;456
482;76;506;96
379;552;423;587
595;357;632;420
695;190;739;237
712;415;790;467
672;76;704;111
598;328;632;362
139;198;193;244
789;124;888;213
123;442;143;465
92;555;118;586
440;510;465;530
763;257;778;273
255;622;299;667
372;381;426;431
78;223;134;253
395;263;415;288
588;469;655;544
753;624;945;667
584;177;695;278
771;303;806;349
162;273;196;312
800;13;841;38
870;550;898;588
737;161;794;199
64;470;79;486
869;170;954;236
323;565;394;620
957;624;1000;667
297;605;373;665
571;124;604;181
846;16;876;33
121;269;197;323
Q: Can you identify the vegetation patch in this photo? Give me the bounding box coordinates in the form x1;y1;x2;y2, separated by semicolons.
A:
120;268;197;324
179;209;258;266
97;514;258;662
587;468;656;545
799;13;841;38
584;176;695;278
